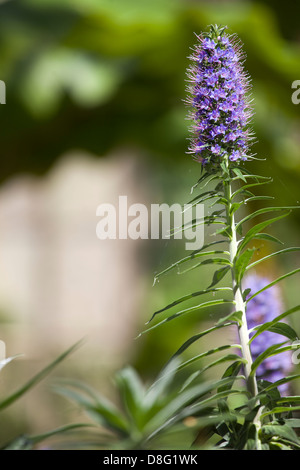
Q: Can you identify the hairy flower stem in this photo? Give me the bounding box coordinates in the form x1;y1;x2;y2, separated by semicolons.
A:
223;176;258;399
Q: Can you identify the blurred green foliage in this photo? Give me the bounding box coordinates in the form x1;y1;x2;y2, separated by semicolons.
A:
0;0;299;185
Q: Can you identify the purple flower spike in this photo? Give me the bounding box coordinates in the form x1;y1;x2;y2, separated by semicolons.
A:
186;25;254;167
244;274;293;395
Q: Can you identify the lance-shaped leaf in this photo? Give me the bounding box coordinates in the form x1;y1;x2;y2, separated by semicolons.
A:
207;265;231;288
180;354;245;391
244;195;274;204
236;206;300;231
232;179;272;200
260;424;300;445
246;232;283;245
218;360;245;394
169;322;235;360
250;342;295;377
54;381;130;435
139;299;234;336
234;248;255;284
258;374;300;395
170;217;226;238
190;171;218;193
115;367;146;428
261;406;300;422
246;247;300;271
237;211;292;254
0;341;81;412
247;271;300;303
187;190;222;207
147;287;232;324
176;344;241;373
144;376;240;436
153;240;228;282
217;310;243;326
249;305;300;344
178;257;232;276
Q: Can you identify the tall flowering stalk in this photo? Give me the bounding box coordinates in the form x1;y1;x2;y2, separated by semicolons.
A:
187;25;258;397
143;25;300;450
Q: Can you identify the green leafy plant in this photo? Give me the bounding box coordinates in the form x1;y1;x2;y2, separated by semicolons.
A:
36;24;300;452
0;342;88;450
53;359;245;450
139;25;300;450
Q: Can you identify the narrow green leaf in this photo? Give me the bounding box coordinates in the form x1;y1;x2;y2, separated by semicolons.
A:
115;367;145;424
139;299;234;336
258;374;300;394
251;343;293;376
245;424;259;450
280;419;300;428
144;377;239;435
249;306;300;343
215;224;231;238
276;396;300;405
29;423;93;445
218;361;244;394
190;172;215;193
170;217;226;238
0;341;82;412
249;312;300;344
244;195;274;204
177;344;241;373
237;211;291;253
180;354;244;391
148;287;232;324
236;206;299;230
265;322;298;342
261;424;300;445
169;322;235;359
242;288;251;301
153;241;228;281
247;271;300;303
2;437;34;450
232;179;272;200
249;232;284;245
145;357;180;408
210;196;229;208
229;202;243;215
207;265;231;288
188;190;220;205
179;257;232;275
217;310;243;326
54;384;129;434
246;247;300;271
232;167;247;183
230;168;271;181
234;248;255;284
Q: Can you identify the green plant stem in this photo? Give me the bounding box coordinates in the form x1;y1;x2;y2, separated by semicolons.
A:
223;176;258;399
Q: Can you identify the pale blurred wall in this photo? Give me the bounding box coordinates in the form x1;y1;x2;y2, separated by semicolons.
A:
0;151;150;372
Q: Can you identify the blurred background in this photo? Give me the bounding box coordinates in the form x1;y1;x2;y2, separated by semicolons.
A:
0;0;299;445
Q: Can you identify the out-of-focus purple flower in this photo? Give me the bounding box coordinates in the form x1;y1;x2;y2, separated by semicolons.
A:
244;274;292;394
186;25;254;167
